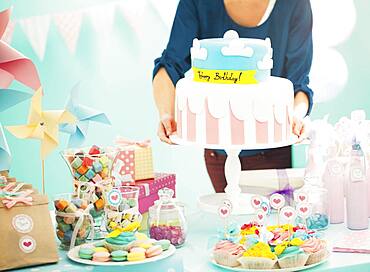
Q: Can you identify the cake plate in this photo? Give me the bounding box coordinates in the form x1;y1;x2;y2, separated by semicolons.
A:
170;135;298;215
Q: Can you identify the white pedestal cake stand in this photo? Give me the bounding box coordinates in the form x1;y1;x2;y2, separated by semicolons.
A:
170;135;298;215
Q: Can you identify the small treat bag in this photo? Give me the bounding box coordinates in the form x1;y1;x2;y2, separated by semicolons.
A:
0;185;58;271
54;193;94;250
112;137;154;183
105;186;142;232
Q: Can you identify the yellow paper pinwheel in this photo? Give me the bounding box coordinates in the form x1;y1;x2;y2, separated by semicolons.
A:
6;88;76;159
106;221;141;238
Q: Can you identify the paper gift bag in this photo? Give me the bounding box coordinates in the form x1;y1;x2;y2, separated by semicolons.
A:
0;189;59;271
113;137;154;182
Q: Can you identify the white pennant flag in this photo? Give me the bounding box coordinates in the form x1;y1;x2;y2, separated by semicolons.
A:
149;0;179;29
2;19;15;44
19;15;51;61
87;3;115;37
53;11;83;55
117;0;147;41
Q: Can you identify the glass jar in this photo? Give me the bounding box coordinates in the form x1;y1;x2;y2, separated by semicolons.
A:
105;186;142;232
295;183;329;230
148;188;187;247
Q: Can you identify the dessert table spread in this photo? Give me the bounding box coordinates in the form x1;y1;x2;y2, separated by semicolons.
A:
14;211;370;272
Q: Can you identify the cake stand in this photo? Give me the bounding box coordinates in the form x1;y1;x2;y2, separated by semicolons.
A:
170;135;298;215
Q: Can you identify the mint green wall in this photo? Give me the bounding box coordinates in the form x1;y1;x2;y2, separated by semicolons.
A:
0;0;369;209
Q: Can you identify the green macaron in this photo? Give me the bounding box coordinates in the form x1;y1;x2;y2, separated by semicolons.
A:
78;247;94;260
154;239;171;251
111;250;128;262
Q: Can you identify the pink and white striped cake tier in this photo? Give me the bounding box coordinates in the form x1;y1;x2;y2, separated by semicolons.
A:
175;76;294;149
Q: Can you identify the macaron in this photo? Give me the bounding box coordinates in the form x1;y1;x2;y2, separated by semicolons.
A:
94;247;109;253
79;247;94;260
111;250;128;262
130;247;146;254
92;251;110;262
138;243;153;250
154;239;171;251
94;241;105;247
127;251;146;262
146;245;163;258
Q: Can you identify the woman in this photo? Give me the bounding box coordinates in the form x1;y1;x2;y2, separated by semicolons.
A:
152;0;313;193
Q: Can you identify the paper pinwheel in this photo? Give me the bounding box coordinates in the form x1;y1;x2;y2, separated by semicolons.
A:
60;83;111;147
6;88;76;159
0;8;41;90
0;88;32;171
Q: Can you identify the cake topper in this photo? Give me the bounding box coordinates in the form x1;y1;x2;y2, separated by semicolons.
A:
251;195;263;209
294;191;308;203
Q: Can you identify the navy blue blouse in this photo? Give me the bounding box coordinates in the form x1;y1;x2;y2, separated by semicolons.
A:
153;0;314;113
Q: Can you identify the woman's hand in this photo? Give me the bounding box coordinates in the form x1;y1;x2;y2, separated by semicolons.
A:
157;114;177;144
292;115;306;141
293;91;309;141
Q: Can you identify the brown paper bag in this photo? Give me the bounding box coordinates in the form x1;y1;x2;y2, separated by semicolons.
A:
0;191;59;271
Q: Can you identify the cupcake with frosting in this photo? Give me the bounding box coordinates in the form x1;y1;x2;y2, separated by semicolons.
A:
274;238;309;268
213;240;245;267
104;231;136;252
300;238;328;265
237;241;277;269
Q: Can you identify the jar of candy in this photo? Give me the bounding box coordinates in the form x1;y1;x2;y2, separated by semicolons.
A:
105;186;142;232
53;193;94;250
295;182;329;230
148;188;187;247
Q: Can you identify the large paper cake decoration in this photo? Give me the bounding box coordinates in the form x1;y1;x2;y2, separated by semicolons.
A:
0;8;40;90
59;83;111;147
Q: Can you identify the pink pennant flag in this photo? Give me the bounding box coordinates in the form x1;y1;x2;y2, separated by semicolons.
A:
53;11;82;55
0;8;41;90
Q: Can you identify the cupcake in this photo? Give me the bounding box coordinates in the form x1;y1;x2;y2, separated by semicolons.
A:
237;241;277;269
213;240;245;267
104;231;136;252
275;239;308;269
300;238;328;265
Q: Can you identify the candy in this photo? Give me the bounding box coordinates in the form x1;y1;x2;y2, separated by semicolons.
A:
93;161;103;173
64;230;73;242
92;174;102;183
71;198;83;208
56;229;65;239
58;222;72;232
77;165;88;175
71;157;83;169
74;171;82;179
65;203;78;213
101;167;108;179
306;213;329;230
82;157;94;167
149;225;186;246
55;199;69;211
78;175;89;182
85;169;96;180
89;145;101;155
63;215;76;224
127;198;137;208
90;194;99;203
94;198;105;211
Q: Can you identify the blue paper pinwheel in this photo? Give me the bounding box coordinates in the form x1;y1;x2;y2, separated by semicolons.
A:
60;83;111;147
0;88;32;171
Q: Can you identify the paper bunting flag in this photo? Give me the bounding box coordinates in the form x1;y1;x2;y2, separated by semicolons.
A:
6;88;76;159
0;124;10;171
0;8;41;90
59;83;111;147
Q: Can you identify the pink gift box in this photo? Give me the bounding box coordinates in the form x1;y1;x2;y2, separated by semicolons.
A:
135;173;176;214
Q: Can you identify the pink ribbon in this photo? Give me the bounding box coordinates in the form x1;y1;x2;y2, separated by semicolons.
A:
115;137;151;148
2;189;33;208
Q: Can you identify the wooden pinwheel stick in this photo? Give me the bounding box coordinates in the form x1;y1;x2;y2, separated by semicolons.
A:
42;159;45;194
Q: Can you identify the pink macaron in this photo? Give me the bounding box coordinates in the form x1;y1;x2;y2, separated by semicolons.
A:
130;247;146;254
146;245;163;258
92;251;110;262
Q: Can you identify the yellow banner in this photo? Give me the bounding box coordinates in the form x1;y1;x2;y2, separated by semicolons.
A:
192;67;258;84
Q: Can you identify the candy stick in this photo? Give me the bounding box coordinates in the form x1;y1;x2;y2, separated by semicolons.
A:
256;209;266;227
218;203;231;240
296;203;311;229
280;206;297;241
270;193;285;227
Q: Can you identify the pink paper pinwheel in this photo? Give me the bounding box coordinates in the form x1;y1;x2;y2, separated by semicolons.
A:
0;8;41;90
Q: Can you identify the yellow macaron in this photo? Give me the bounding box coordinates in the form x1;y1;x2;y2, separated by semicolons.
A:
127;252;146;262
94;247;109;253
138;243;153;249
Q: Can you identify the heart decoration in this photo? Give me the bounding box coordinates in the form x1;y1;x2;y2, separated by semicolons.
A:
251;195;262;209
294;191;308;203
255;209;266;225
269;193;285;209
19;236;36;253
260;202;270;215
218;205;230;218
296;203;311;219
23;241;32;247
280;206;297;222
107;189;122;206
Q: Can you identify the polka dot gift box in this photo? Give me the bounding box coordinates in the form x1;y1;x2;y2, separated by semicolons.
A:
112;137;154;183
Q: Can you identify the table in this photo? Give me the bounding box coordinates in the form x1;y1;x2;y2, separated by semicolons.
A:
17;211;370;272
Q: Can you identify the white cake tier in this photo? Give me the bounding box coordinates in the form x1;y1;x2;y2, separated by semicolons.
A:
175;76;295;149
